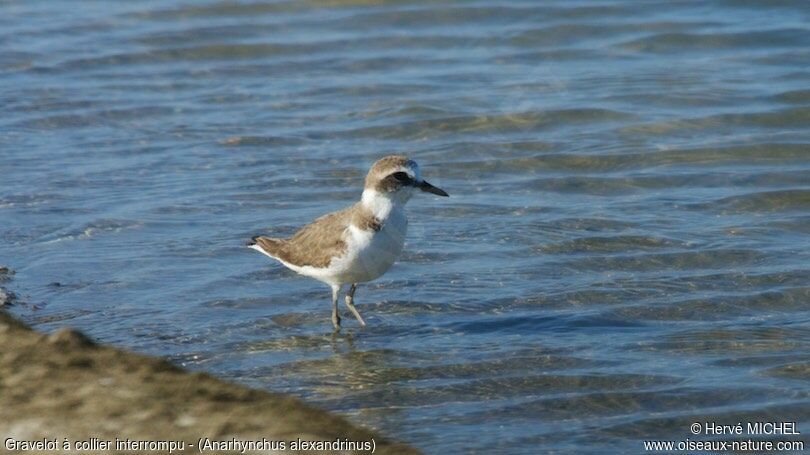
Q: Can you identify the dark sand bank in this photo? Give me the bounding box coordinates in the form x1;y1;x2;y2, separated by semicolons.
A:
0;310;418;455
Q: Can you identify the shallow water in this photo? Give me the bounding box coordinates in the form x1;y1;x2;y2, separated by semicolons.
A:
2;0;809;452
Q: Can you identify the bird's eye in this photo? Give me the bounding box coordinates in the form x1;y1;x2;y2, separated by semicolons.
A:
392;172;410;182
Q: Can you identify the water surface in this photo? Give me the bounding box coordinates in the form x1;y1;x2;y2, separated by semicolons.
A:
2;1;809;453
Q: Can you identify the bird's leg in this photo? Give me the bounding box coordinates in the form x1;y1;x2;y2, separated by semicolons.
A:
330;284;341;330
344;283;366;327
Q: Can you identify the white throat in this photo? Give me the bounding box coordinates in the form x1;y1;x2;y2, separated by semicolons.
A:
361;189;405;220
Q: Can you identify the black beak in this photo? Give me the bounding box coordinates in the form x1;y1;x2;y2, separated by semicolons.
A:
418;180;449;197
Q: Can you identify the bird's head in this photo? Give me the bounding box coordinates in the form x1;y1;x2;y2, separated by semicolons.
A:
363;155;448;205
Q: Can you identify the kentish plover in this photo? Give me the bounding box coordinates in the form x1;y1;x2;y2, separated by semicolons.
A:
248;155;448;330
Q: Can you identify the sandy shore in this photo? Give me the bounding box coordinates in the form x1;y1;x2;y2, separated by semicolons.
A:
0;309;418;454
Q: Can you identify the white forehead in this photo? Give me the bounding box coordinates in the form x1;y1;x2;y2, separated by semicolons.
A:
401;161;421;180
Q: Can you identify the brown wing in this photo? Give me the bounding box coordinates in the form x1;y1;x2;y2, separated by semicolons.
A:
278;206;353;268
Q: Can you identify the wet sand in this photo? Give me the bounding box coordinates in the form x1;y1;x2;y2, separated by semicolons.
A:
0;310;418;455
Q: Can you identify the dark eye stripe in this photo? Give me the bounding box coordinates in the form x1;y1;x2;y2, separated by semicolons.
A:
392;171;410;182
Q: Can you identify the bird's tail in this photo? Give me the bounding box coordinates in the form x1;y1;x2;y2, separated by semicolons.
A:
247;235;286;260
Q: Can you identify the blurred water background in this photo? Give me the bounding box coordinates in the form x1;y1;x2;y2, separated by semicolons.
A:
2;0;809;452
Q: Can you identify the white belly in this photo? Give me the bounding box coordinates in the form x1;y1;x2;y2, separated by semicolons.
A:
339;208;407;283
